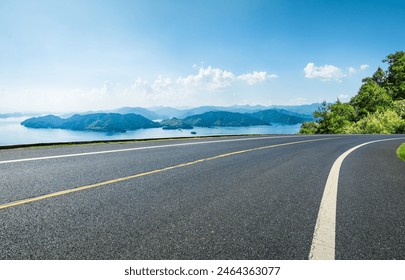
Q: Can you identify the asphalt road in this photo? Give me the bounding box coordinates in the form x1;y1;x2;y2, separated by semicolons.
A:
0;134;404;259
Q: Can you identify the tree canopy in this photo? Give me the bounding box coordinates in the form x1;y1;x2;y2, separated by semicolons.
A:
300;51;405;134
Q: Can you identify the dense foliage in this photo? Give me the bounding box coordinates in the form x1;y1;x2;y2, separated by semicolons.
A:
182;111;270;127
300;51;405;134
250;109;314;125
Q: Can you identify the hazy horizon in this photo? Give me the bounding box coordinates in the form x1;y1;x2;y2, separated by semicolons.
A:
0;102;323;115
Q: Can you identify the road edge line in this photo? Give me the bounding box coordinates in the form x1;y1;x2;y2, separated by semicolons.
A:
0;135;327;165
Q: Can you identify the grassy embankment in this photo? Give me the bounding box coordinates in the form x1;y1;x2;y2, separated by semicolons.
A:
397;143;405;162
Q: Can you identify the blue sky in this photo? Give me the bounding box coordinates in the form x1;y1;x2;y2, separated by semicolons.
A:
1;0;405;112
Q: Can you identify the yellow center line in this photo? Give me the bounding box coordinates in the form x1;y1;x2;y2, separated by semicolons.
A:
0;137;334;210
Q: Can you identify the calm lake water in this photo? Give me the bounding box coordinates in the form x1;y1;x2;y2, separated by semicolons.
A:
0;117;302;146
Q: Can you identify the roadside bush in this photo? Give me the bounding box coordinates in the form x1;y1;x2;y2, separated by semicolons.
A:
299;122;318;134
393;99;405;118
347;110;405;134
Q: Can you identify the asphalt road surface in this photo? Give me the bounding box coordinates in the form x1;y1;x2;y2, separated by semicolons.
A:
0;134;404;259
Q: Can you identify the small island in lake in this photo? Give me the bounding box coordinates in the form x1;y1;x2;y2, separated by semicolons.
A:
21;113;159;133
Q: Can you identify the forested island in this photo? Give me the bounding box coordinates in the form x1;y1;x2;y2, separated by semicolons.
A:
21;113;160;133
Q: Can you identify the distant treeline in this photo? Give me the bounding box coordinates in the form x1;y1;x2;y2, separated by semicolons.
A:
300;51;405;134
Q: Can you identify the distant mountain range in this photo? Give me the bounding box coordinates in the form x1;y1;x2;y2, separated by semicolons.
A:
145;103;321;119
21;107;315;132
3;103;321;119
61;107;162;120
266;104;322;116
0;112;38;118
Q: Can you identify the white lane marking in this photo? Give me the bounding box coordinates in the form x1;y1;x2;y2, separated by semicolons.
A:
0;135;333;164
309;137;405;260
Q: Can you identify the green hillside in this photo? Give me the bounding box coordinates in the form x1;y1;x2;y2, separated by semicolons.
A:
182;111;270;127
250;109;314;125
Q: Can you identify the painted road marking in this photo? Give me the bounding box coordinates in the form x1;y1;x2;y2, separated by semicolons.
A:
0;137;333;210
0;135;338;165
309;137;405;260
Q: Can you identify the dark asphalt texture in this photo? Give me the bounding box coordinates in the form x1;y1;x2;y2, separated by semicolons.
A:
336;139;405;259
0;134;404;259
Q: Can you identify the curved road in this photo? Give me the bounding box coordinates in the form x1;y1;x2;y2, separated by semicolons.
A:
0;134;404;259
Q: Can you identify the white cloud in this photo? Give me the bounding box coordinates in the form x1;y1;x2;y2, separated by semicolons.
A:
338;94;349;99
360;64;369;70
176;66;273;90
176;66;235;90
1;66;278;112
304;62;370;82
304;63;346;81
237;71;275;85
348;64;370;74
102;80;115;94
152;75;173;92
131;77;152;94
348;67;356;74
131;67;277;107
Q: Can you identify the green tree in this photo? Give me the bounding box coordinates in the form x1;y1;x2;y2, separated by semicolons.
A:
323;101;356;133
312;101;331;134
350;79;392;119
384;51;405;100
372;67;386;85
302;100;356;134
